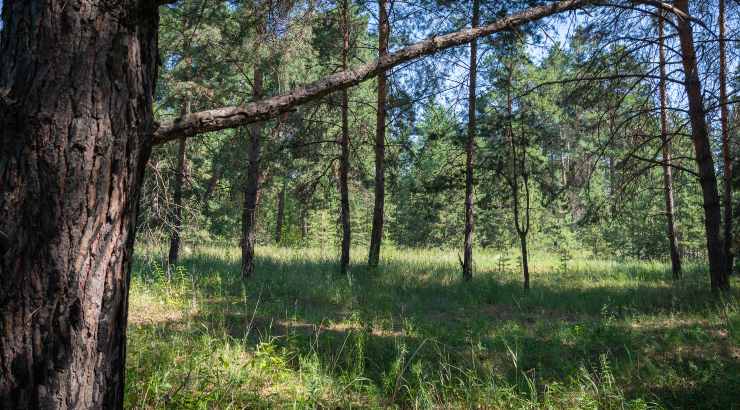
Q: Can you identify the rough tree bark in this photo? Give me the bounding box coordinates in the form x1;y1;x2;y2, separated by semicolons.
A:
674;0;729;291
657;8;682;279
0;1;160;408
339;0;352;275
368;0;390;268
718;0;734;276
462;0;479;282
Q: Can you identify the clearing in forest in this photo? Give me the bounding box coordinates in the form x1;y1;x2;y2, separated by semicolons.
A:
125;246;740;409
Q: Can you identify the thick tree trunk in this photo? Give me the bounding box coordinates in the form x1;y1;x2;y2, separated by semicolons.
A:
168;135;188;267
0;1;160;408
719;0;734;276
368;0;390;268
675;0;729;291
338;0;352;275
657;9;682;279
463;0;480;282
275;177;287;244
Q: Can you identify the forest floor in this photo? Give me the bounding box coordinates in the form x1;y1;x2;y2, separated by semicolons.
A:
125;245;740;409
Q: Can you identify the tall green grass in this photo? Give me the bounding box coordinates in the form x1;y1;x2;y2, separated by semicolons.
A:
125;245;739;409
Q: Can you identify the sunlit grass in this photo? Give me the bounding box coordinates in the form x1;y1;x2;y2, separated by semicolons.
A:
125;245;739;409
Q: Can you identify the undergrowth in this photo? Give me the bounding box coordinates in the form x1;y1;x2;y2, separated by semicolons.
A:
125;245;740;409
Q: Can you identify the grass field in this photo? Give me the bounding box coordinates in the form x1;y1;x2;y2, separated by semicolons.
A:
124;245;740;409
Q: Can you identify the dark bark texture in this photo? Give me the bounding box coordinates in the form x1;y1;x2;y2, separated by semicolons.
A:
657;9;682;279
368;0;389;268
0;1;160;408
462;0;479;282
675;0;729;291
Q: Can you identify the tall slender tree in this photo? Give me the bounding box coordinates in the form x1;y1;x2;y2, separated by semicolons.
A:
368;0;390;268
275;176;287;244
339;0;352;275
462;0;480;281
657;8;681;279
674;0;729;291
168;133;188;267
718;0;733;276
505;61;531;290
241;11;266;280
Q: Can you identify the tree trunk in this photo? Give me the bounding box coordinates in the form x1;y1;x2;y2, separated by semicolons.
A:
202;163;224;211
657;9;682;279
520;234;530;291
719;0;734;276
338;0;352;275
368;0;390;268
168;134;188;267
506;62;531;290
241;89;264;279
0;2;160;408
462;0;480;282
275;177;287;244
675;0;729;291
300;206;309;240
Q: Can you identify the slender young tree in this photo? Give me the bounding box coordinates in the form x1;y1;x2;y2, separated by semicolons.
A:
166;5;199;267
674;0;729;291
275;176;287;244
241;19;266;280
368;0;390;267
202;163;224;210
505;63;531;290
339;0;352;275
168;133;188;267
462;0;480;281
718;0;734;275
301;205;310;240
657;8;682;279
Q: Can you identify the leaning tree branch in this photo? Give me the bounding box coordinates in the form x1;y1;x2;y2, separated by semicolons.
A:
152;0;598;144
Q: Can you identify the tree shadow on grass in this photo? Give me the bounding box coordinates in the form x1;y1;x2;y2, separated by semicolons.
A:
129;250;740;408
